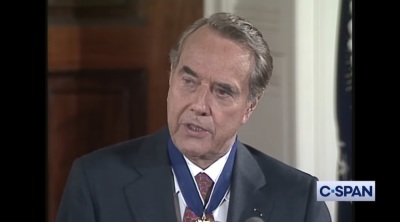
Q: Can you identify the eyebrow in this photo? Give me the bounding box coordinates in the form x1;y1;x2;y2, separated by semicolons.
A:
213;82;238;95
180;66;199;78
180;65;239;95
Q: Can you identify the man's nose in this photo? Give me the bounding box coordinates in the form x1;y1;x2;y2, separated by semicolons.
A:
190;86;211;116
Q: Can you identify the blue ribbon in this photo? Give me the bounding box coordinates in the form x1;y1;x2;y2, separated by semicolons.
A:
168;137;237;216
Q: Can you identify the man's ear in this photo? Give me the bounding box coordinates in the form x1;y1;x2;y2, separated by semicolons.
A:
246;100;257;115
169;63;179;84
169;66;174;85
242;93;263;124
247;101;257;113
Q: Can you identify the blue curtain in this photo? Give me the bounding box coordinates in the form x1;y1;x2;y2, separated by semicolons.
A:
336;0;352;221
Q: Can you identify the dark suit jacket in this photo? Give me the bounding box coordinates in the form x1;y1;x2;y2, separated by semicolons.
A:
56;127;331;222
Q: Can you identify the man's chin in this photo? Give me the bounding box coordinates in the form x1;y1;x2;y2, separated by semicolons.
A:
176;142;210;156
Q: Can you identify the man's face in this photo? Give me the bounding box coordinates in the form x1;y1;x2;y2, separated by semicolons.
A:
167;26;257;162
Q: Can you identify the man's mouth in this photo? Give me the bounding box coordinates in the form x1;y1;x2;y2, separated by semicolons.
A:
186;123;207;132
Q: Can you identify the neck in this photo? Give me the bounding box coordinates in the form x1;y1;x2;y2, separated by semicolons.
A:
189;138;236;169
186;148;232;170
187;157;217;170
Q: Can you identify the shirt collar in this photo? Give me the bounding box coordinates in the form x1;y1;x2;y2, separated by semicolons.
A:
173;147;232;194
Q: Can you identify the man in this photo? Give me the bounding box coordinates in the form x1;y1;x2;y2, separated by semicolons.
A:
56;12;332;222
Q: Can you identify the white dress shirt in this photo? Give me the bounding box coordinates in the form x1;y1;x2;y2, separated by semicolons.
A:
172;148;232;222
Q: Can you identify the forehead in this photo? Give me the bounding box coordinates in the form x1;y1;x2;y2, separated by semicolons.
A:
178;26;253;84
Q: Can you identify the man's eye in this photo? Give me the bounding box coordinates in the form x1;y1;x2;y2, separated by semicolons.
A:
182;77;195;86
216;88;230;97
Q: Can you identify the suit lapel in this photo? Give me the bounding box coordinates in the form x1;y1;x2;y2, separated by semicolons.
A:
122;129;276;222
124;128;179;222
227;142;275;222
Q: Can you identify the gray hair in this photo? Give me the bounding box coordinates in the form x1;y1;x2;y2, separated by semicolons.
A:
169;12;273;103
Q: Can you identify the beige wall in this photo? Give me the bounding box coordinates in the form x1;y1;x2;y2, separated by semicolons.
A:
204;0;341;221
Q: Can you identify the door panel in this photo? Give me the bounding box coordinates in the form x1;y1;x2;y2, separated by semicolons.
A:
47;70;147;222
47;1;203;221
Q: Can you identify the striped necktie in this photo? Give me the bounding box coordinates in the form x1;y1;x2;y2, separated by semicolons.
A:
183;172;215;222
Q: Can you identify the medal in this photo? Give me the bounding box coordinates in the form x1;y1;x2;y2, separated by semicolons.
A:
196;218;210;222
168;137;237;221
196;212;211;222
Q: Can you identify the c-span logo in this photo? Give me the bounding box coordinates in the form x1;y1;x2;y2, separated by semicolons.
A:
317;181;375;201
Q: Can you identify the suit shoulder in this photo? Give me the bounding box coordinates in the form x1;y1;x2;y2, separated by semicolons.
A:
74;135;147;167
74;127;169;169
243;143;318;184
